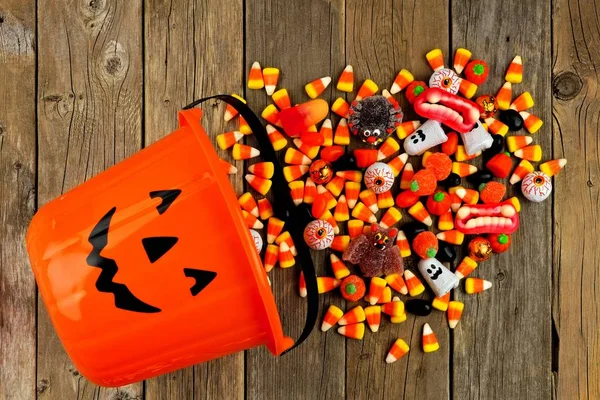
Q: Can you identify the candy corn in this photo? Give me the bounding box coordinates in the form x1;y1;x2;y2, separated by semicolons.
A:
436;230;464;245
465;278;492;294
266;124;287;151
238;192;259;217
447;301;464;329
218;158;237;175
449;192;462;213
385;274;407;295
505;55;523;84
333;118;350;145
408;201;432;226
484;118;509;136
381;89;399;107
377;191;395;209
258;198;273;220
322;305;344;332
395;231;411;258
438;210;454;231
454;145;480;162
390;69;415;94
232;144;260;160
320;119;333;147
279;99;329;138
365;305;382;332
506;135;533;153
375;286;392;304
458;78;478;99
520;111;543;133
510;92;534;111
262;67;280;95
381;297;405;317
330;235;350;252
377;137;400;161
263;244;279;272
496;82;512;111
330;253;350;280
336;170;362;182
267;218;285;244
326;176;346;197
242;210;263;230
341;183;359;211
272;88;291;110
338;323;365;340
347;220;364;238
334;194;350;221
355;79;378;101
454;187;479;205
278;242;295;268
396;120;420;140
387;153;408;177
305;76;331;99
368;277;387;305
359;189;379;214
302;177;317;204
540;158;567;177
337;65;354;92
452;162;477;177
248;162;274;179
432;292;450;312
390;312;407;324
426;48;444;71
299;272;307;297
404;270;425;297
283;165;309;182
317;185;337;209
339;306;366;325
320;210;340;234
453;48;472;74
331;97;350;118
245;174;272;195
217;131;243;150
510;159;535;184
386;338;410;363
317;276;341;294
285;147;311;165
238;116;252;135
223;94;245;121
514;144;542;162
454;256;478;279
289;181;305;206
399;163;414;189
248;61;264;89
422;323;440;352
380;207;402;229
261;104;281;126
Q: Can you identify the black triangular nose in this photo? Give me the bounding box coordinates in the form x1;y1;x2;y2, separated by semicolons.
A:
142;237;178;263
149;189;181;214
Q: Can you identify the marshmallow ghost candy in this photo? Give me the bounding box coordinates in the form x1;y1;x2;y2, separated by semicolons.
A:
404;119;448;156
418;258;459;297
460;120;493;156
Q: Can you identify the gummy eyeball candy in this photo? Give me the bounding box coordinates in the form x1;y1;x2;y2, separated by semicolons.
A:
309;159;333;185
521;171;552;202
364;162;395;194
250;229;263;253
303;219;335;250
429;68;460;94
348;95;403;146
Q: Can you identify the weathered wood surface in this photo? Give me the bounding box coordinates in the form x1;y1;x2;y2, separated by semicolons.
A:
0;0;599;399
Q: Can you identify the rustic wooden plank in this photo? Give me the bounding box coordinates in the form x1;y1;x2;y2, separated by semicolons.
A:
244;1;346;399
344;1;450;399
451;1;553;399
143;0;244;399
36;0;143;397
0;1;37;399
552;1;600;398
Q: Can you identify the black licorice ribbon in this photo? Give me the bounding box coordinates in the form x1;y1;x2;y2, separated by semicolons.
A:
184;95;318;355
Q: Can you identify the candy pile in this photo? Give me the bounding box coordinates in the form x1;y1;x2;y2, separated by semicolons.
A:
217;50;566;362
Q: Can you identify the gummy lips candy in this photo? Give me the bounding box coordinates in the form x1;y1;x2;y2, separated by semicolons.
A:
455;201;519;235
413;88;480;133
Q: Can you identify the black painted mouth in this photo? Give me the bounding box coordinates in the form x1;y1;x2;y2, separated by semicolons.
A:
430;268;442;280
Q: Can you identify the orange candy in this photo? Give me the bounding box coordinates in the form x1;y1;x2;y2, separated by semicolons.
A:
412;231;438;259
479;181;507;204
337;65;354;92
442;131;459;156
424;152;452;181
272;88;291;110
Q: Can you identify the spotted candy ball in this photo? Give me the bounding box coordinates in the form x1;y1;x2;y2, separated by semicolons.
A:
429;68;460;94
303;219;335;250
364;162;395;194
521;171;552;202
250;229;263;253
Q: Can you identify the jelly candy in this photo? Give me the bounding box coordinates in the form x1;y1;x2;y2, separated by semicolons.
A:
426;191;452;216
422;323;440;352
505;55;523;83
279;99;329;137
395;190;419;209
441;131;459;156
409;169;438;196
337;323;365;340
337;65;354;92
486;152;512;178
364;162;395;194
479;181;506;204
320;147;344;165
342;224;403;277
340;275;366;302
404;119;448;156
303;220;335;250
418;258;459;297
404;270;425;297
460;121;493;156
247;61;264;89
540;158;567;177
453;48;472;74
521;171;552;202
423;152;452;181
447;301;464;329
488;233;511;253
348;96;403;146
467;236;492;262
390;69;414;94
455;201;519;234
465;59;489;85
386;339;410;363
305;76;331;99
412;231;438;259
354;148;378;168
405;299;433;316
405;81;428;105
321;305;344;332
429;68;460;94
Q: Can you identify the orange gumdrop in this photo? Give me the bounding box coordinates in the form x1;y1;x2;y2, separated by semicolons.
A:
409;169;437;196
320;146;344;162
479;181;507;204
412;231;438;259
424;152;452;181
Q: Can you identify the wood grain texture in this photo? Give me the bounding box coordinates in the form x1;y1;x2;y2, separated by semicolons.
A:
552;0;600;399
344;1;450;399
143;0;244;399
0;1;37;399
451;1;553;399
36;0;143;398
244;1;346;399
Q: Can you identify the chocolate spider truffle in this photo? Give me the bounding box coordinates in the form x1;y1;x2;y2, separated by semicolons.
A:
348;95;403;146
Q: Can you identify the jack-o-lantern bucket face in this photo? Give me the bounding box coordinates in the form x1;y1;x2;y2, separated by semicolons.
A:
27;109;290;387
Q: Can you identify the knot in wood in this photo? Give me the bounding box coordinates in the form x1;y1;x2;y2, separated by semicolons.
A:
101;40;128;79
553;71;582;100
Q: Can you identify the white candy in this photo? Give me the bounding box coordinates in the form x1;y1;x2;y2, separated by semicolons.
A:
250;229;263;253
364;162;395;194
303;220;335;250
418;258;459;297
460;120;493;155
404;119;448;156
521;171;552;202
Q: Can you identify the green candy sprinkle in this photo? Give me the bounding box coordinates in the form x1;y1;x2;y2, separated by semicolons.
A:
414;85;425;96
473;63;485;75
498;234;509;244
433;192;445;202
345;283;357;295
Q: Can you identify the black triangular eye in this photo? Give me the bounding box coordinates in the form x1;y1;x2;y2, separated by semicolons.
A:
183;268;217;296
149;189;181;214
142;237;178;263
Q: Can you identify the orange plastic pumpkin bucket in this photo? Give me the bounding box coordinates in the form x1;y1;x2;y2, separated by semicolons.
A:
27;96;319;387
